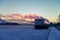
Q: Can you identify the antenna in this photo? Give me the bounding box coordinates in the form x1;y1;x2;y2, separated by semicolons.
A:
0;15;3;19
0;15;2;19
58;14;60;22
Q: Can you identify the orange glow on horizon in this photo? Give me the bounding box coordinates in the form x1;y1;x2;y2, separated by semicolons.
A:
48;18;57;22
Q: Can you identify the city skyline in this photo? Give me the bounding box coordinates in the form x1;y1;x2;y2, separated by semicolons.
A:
0;0;60;22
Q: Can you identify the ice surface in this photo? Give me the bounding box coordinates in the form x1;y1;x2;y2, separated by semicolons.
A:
0;27;49;40
48;27;60;40
0;26;60;40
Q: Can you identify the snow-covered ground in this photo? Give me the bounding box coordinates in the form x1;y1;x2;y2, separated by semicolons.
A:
0;25;60;40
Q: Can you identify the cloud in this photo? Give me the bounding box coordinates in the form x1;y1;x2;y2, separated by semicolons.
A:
0;13;49;24
1;13;40;21
24;13;40;21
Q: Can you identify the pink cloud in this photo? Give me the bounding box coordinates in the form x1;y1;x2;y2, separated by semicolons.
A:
1;13;40;21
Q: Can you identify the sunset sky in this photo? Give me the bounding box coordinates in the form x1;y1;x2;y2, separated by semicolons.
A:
0;0;60;22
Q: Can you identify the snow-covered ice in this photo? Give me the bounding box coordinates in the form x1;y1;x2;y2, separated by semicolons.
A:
0;26;60;40
0;26;49;40
48;27;60;40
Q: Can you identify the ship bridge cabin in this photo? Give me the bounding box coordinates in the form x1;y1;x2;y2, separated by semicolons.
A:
35;18;49;29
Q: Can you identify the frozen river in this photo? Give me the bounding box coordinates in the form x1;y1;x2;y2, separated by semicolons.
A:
0;25;60;40
0;25;34;28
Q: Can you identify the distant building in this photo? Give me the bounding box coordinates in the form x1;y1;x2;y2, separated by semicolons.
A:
0;16;6;24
